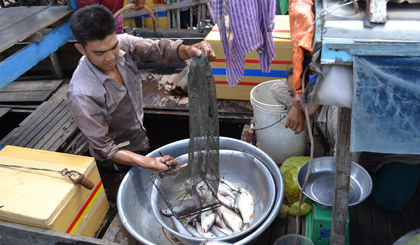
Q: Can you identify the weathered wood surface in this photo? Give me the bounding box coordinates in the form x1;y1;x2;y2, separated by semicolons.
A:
0;6;73;53
331;107;352;245
0;79;63;92
0;82;81;153
0;6;47;32
0;220;119;245
0;107;11;119
141;69;253;124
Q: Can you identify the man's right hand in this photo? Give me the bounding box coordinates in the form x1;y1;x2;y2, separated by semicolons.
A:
131;0;145;10
285;105;305;134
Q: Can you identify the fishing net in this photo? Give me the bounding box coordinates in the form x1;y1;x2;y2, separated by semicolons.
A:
150;50;220;219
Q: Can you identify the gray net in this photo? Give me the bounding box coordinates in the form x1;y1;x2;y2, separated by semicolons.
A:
150;50;220;219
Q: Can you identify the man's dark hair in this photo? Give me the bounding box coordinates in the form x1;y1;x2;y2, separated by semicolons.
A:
70;5;117;47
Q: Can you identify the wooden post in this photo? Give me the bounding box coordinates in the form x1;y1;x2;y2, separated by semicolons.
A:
155;4;159;29
189;6;193;29
49;52;63;79
197;4;201;32
177;0;181;29
167;0;171;30
142;16;145;28
330;107;352;245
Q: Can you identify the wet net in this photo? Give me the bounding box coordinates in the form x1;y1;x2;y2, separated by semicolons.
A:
150;50;220;219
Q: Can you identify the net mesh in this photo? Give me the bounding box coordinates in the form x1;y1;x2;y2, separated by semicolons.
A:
150;51;220;219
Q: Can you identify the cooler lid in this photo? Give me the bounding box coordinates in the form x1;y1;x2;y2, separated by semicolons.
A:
0;146;96;227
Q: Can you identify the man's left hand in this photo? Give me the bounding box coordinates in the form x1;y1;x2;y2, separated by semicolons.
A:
178;41;216;62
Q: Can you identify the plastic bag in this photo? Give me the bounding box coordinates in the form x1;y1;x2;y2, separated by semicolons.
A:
394;229;420;245
280;156;310;203
288;201;312;216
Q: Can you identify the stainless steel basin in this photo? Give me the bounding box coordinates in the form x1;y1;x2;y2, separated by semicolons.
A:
297;156;372;207
151;149;275;244
117;137;284;245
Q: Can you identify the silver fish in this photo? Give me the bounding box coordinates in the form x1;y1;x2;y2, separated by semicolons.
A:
184;213;199;226
196;222;217;238
210;225;227;237
170;216;192;237
186;224;203;238
218;184;235;199
220;179;238;192
201;209;216;233
160;208;173;216
215;225;234;236
217;193;235;209
215;213;223;228
219;206;243;233
234;187;254;224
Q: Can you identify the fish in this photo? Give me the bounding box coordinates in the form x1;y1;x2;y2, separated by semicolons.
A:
160;208;173;216
220;178;238;192
201;209;216;233
215;225;234;236
170;216;192;237
186;224;204;238
210;225;228;237
215;213;223;228
218;184;236;199
184;213;199;226
196;221;217;238
219;206;243;233
217;193;235;210
234;187;254;224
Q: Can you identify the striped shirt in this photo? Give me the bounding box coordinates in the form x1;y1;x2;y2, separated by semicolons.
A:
211;0;276;87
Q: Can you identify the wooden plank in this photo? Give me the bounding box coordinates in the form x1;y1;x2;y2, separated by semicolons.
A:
348;206;360;245
0;6;73;53
286;214;297;234
356;199;376;245
12;100;67;147
370;198;391;245
0;6;47;32
0;100;62;146
400;202;418;235
46;120;79;152
102;213;139;245
0;107;11;118
386;210;405;243
123;0;211;19
0;79;63;92
18;101;49;126
29;109;72;149
0;220;118;245
0;91;52;103
270;217;287;244
330;107;352;245
0;104;38;110
412;204;420;227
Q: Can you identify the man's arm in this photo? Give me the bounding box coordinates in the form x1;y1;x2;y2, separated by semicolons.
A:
285;105;306;134
111;150;178;171
177;41;216;62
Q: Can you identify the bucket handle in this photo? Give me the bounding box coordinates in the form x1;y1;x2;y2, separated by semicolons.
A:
251;113;287;131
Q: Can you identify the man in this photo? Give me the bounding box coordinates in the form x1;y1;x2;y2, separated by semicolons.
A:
67;5;216;172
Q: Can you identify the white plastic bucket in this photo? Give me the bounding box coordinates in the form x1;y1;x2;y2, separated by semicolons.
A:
250;80;308;164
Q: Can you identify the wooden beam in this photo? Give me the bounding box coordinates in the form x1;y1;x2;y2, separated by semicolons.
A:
123;0;211;19
0;220;119;245
0;22;73;89
330;107;352;245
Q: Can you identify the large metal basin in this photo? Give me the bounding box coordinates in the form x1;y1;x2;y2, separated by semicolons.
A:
297;157;372;207
151;149;275;244
117;137;284;245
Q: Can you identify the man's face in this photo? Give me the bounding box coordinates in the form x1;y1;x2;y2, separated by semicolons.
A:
75;34;119;73
287;74;302;109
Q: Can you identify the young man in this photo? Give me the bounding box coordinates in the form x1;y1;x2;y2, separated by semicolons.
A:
67;5;216;172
